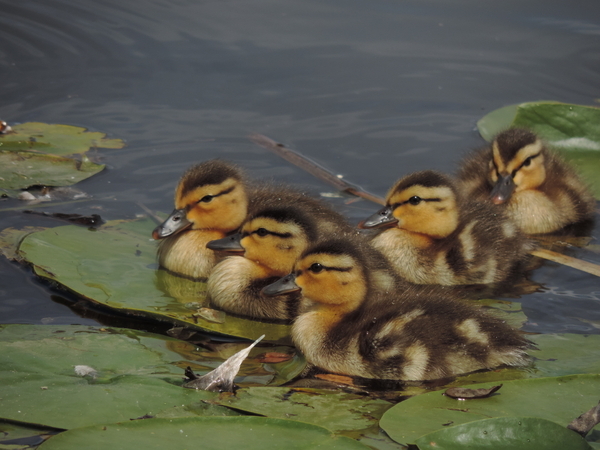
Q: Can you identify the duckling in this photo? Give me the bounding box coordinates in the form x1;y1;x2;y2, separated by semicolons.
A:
359;170;532;286
457;128;596;234
153;160;250;279
262;238;532;381
206;202;372;321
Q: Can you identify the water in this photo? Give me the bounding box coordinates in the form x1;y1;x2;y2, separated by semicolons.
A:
0;0;599;333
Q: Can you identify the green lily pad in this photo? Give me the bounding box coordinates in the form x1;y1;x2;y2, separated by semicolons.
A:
0;325;297;430
214;386;392;433
0;150;104;191
475;298;528;329
0;122;124;195
414;416;592;450
0;122;124;156
16;219;293;344
530;333;600;377
477;101;600;197
380;373;600;446
37;417;369;450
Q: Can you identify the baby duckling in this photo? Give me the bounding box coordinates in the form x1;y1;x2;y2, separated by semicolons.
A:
153;160;249;279
263;238;532;381
457;129;596;234
207;203;369;321
359;170;531;286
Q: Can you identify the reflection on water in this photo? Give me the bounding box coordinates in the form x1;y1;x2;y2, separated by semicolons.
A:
0;0;599;335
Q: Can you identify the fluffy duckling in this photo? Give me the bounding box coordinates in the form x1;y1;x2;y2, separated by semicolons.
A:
457;129;596;234
207;203;371;321
153;160;250;279
359;170;532;286
263;238;532;381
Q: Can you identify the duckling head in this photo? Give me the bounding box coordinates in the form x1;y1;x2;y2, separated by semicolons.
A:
263;239;368;314
361;171;459;239
235;206;319;276
153;160;249;239
488;129;546;204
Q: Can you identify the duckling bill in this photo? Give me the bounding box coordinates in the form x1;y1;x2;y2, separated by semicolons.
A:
263;238;533;381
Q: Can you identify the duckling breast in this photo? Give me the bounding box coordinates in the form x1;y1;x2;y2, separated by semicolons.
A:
208;256;299;321
157;229;224;279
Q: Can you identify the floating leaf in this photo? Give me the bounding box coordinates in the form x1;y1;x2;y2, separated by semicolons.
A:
414;416;592;450
214;386;391;433
0;325;296;430
0;122;123;196
380;373;600;446
530;334;600;377
474;298;528;329
0;226;46;261
477;102;600;197
16;219;293;344
0;150;104;192
0;122;124;156
36;416;369;450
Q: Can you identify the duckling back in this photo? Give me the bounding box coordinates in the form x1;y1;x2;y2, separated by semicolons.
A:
458;129;596;234
279;238;532;381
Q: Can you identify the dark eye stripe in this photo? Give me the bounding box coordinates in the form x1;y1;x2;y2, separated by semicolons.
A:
194;185;236;206
251;229;292;238
516;152;541;172
307;265;352;273
392;197;441;209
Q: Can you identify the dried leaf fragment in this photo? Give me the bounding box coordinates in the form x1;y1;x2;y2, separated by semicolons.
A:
568;400;600;437
183;334;265;392
444;384;502;400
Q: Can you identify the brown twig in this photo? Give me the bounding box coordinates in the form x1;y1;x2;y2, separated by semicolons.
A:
248;133;385;205
136;202;163;225
531;248;600;278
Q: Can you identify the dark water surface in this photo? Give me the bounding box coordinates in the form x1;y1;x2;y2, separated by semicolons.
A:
1;0;599;333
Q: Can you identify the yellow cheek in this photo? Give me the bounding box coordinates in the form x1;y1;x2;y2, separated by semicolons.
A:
514;164;545;191
241;236;263;257
394;205;428;232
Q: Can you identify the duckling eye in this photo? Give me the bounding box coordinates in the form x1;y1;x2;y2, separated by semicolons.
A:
199;195;214;203
256;228;269;237
523;157;532;167
308;263;324;273
408;196;422;205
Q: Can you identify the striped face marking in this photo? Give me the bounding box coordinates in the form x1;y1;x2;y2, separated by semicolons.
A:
295;253;366;310
387;185;458;239
490;139;546;192
240;217;309;276
176;177;247;231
